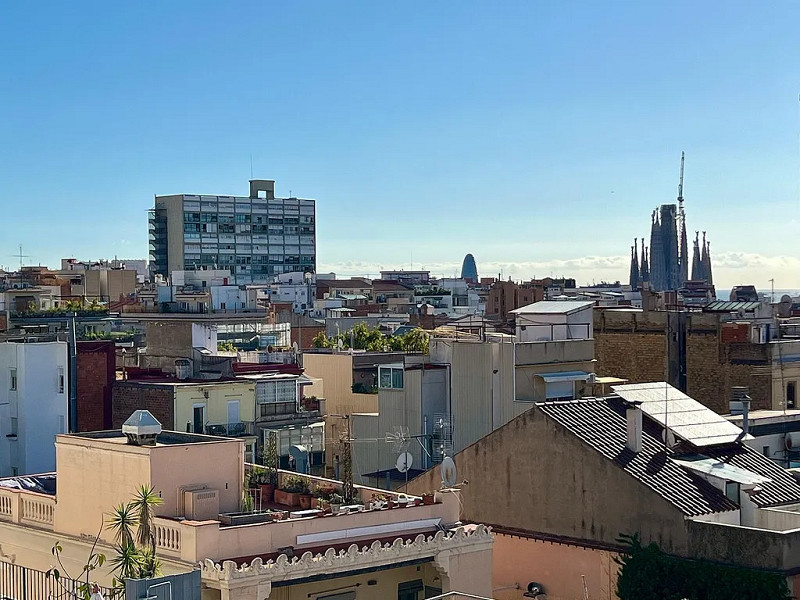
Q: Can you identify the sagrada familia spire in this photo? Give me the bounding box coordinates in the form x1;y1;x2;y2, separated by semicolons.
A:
628;153;713;291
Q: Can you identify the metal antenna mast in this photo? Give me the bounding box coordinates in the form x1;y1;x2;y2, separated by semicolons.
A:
12;244;29;269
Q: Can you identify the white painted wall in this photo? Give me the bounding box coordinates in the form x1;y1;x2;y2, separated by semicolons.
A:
191;323;217;353
0;341;69;476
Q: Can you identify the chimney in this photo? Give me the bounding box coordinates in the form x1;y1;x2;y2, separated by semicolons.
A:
731;386;751;434
625;400;643;453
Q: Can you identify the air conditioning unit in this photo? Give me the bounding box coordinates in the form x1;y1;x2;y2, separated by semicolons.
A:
184;488;219;520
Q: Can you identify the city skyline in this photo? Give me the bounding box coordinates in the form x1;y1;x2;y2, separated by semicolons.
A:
2;2;799;290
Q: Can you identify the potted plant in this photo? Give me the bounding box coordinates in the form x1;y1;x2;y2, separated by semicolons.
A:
370;493;388;510
330;493;344;514
311;484;336;509
259;431;278;504
422;492;435;505
275;475;310;508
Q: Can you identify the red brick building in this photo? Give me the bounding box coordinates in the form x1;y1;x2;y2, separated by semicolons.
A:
76;341;116;431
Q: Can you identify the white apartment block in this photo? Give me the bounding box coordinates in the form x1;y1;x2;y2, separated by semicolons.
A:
0;341;69;476
149;179;316;284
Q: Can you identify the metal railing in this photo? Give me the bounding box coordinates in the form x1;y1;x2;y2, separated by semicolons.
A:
0;562;116;600
204;421;255;437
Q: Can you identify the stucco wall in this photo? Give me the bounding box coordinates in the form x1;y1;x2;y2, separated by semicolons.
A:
407;407;690;555
492;533;618;600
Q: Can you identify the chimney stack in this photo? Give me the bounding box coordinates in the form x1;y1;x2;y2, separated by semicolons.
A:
731;386;751;435
625;400;643;453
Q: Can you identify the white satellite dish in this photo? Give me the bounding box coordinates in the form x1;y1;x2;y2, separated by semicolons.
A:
396;452;413;473
441;456;457;488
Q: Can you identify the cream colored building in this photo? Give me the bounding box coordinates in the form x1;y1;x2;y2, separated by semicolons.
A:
0;416;493;599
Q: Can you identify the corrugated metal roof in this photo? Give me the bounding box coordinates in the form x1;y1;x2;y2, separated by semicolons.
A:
703;300;761;312
510;300;595;315
613;382;745;447
538;399;738;516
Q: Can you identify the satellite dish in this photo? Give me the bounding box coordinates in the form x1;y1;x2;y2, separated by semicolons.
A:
661;429;678;448
396;452;413;473
441;456;457;488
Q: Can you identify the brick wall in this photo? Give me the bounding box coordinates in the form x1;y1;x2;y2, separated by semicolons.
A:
0;313;6;332
112;383;174;429
594;309;772;413
292;325;325;350
76;341;116;431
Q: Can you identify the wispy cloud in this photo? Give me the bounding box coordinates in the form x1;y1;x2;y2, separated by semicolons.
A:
319;253;800;290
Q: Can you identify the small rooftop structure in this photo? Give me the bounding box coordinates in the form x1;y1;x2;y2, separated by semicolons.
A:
510;300;594;315
703;300;761;313
122;410;162;446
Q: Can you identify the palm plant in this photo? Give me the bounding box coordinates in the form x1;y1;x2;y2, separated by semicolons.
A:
107;503;138;548
109;541;141;582
132;484;162;552
105;485;163;584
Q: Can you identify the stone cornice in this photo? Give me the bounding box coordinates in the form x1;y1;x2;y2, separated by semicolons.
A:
200;524;493;585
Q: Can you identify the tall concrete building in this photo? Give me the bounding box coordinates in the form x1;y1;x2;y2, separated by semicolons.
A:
149;179;316;283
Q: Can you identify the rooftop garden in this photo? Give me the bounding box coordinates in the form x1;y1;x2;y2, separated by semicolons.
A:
312;322;429;353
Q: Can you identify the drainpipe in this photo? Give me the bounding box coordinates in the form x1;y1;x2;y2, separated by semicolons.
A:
68;312;78;433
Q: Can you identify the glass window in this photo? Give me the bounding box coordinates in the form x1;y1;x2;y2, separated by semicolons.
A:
378;366;403;389
58;367;65;394
9;368;16;391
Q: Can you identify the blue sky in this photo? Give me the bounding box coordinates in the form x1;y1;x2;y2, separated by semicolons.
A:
1;1;798;289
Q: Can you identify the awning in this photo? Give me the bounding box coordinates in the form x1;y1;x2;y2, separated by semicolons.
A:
539;371;592;383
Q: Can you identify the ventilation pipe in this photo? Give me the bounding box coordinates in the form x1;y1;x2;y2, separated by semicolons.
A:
624;400;643;453
731;386;751;434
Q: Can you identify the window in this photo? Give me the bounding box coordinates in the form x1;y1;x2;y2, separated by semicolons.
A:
763;445;771;457
398;579;424;600
9;368;16;391
788;382;796;409
256;380;297;404
58;367;65;394
725;480;740;503
378;366;404;389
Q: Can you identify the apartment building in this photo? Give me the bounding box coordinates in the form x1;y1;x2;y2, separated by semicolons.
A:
0;341;69;476
409;383;800;599
0;412;493;599
149;179;316;283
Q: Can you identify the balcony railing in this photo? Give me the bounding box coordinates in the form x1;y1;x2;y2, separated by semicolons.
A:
204;421;255;437
0;487;55;530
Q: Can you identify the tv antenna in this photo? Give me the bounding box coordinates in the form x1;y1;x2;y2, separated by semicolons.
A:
385;426;411;453
12;244;29;269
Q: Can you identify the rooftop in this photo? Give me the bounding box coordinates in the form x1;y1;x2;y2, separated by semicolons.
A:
538;396;800;515
511;300;594;315
703;300;762;313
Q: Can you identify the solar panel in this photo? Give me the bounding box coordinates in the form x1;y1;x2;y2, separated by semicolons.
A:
612;382;745;447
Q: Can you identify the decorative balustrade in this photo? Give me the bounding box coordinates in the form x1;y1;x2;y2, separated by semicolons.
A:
154;520;182;553
20;494;55;526
0;490;13;518
0;488;55;529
